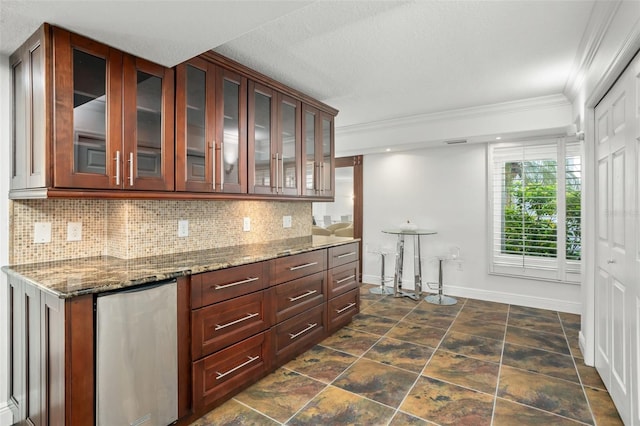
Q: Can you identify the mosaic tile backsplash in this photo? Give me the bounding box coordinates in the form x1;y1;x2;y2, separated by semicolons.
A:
10;199;312;264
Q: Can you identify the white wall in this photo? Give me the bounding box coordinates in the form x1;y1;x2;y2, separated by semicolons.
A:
0;53;13;425
362;143;581;313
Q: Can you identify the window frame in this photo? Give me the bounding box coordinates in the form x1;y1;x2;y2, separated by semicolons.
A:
487;137;582;284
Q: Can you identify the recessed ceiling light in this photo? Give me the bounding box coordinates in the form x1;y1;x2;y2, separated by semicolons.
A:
496;136;502;140
385;148;391;152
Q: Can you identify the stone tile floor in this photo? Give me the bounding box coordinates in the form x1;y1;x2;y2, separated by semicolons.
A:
190;284;622;425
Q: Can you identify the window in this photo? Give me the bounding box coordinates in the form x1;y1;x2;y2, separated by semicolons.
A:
488;138;582;283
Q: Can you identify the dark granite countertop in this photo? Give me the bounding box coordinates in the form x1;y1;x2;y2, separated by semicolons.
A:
2;236;358;299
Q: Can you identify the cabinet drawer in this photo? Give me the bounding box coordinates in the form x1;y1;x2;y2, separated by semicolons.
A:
272;250;326;285
328;242;359;269
328;261;359;299
274;271;326;323
192;290;272;360
327;288;359;334
192;262;267;309
193;331;270;411
275;303;325;364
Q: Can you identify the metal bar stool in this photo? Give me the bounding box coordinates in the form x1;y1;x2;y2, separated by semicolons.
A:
425;256;457;305
369;249;394;295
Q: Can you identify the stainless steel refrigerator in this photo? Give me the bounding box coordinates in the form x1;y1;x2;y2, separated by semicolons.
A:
96;280;178;426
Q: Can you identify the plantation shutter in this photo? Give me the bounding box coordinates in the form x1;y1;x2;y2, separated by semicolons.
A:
488;137;582;283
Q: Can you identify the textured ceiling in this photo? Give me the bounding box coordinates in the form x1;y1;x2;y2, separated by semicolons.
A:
1;0;596;144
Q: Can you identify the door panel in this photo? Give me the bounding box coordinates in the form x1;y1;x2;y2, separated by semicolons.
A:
594;51;639;426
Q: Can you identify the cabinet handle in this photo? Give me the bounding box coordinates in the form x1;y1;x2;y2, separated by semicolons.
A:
128;152;134;187
607;259;615;264
289;262;318;271
216;355;260;380
114;151;121;185
336;252;356;259
289;322;318;340
315;162;320;192
214;277;259;290
274;153;279;194
288;289;318;302
336;303;356;314
219;141;224;191
210;141;215;190
215;312;259;331
280;153;285;192
336;274;356;284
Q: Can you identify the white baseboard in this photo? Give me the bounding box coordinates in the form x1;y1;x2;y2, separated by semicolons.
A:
579;331;594;365
361;275;581;314
0;403;13;426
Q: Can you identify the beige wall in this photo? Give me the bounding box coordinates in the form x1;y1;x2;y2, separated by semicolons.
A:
10;199;311;264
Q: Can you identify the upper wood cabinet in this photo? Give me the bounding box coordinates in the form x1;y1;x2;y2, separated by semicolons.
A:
301;104;334;198
9;25;337;200
54;27;174;191
248;81;301;196
175;58;247;193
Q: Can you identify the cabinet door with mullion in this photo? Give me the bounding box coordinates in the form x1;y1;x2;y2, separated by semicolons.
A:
248;81;277;195
277;93;301;196
301;104;319;196
319;111;335;198
216;68;247;193
53;27;123;189
175;57;216;192
123;55;175;191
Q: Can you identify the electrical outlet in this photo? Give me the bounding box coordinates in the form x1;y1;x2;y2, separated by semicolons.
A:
67;222;82;241
283;215;292;228
178;220;189;238
243;217;251;232
34;222;52;244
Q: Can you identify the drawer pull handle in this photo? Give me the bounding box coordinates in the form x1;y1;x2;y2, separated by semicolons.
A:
336;303;356;314
336;252;356;259
214;277;259;290
216;355;260;380
289;262;318;271
336;274;356;284
289;322;318;340
215;312;259;331
289;289;318;302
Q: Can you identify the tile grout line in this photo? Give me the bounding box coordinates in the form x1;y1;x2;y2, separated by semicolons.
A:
489;303;510;426
559;311;598;425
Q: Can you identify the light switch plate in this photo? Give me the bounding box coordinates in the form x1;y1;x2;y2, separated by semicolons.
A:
283;215;292;228
34;222;52;244
67;222;82;241
243;217;251;232
178;220;189;237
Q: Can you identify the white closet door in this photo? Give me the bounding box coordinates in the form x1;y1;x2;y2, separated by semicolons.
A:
632;55;640;426
594;51;639;426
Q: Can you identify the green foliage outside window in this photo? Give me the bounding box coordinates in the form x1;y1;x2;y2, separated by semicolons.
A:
502;160;581;260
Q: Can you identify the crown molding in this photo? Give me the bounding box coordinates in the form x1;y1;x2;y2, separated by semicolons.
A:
336;94;570;136
563;0;622;102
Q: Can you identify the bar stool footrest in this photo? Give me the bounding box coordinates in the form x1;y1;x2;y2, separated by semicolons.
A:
424;294;457;305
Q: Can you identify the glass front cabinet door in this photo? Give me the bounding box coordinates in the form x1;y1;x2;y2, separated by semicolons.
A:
301;104;334;198
52;27;174;191
176;59;246;193
248;81;301;196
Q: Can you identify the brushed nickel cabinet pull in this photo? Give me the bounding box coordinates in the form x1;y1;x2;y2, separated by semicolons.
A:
336;252;356;259
289;262;318;271
114;151;121;185
215;312;259;331
289;322;318;340
288;289;317;302
336;275;356;284
336;303;356;314
128;152;134;186
214;277;259;290
219;141;224;191
216;355;260;380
